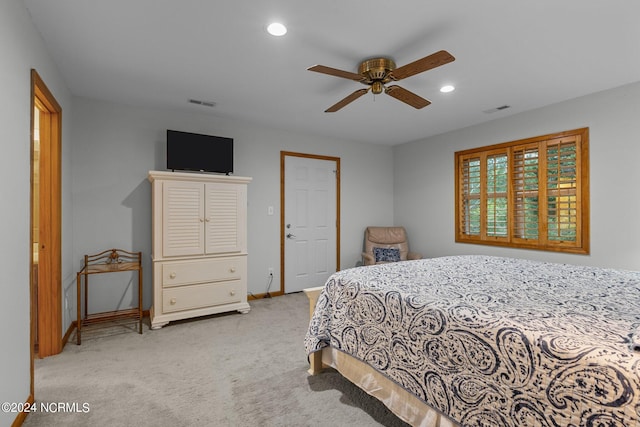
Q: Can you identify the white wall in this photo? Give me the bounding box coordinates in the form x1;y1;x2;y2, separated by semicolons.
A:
70;97;394;313
394;81;640;270
0;0;73;425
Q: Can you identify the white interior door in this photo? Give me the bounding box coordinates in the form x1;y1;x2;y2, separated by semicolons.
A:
284;155;338;293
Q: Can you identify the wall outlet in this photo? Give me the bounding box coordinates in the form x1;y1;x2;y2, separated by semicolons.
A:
268;268;274;276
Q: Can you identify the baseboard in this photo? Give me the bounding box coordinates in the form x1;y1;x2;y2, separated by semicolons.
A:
62;321;75;347
10;394;33;427
248;291;284;300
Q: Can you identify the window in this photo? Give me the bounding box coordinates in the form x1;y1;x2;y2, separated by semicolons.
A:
455;128;589;254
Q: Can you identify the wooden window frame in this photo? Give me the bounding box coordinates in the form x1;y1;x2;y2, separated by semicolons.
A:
455;128;589;254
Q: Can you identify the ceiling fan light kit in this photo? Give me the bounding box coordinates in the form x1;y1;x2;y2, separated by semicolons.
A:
308;50;455;112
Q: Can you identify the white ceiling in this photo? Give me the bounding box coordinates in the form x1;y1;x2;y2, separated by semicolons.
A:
24;0;640;146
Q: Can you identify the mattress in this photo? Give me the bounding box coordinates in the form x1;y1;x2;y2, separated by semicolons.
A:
305;255;640;426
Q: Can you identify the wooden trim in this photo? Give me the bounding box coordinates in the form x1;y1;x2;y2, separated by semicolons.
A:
579;132;590;254
30;70;63;373
10;394;34;427
455;127;587;157
62;321;76;347
280;151;341;294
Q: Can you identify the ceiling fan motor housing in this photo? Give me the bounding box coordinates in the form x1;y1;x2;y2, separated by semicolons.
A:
359;58;396;93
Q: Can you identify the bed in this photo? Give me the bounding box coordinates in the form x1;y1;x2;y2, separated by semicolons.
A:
304;255;640;426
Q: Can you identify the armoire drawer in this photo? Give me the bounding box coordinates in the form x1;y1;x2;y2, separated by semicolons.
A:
161;257;244;287
162;281;242;313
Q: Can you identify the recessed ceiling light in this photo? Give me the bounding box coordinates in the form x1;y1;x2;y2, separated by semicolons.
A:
267;22;287;36
440;85;455;93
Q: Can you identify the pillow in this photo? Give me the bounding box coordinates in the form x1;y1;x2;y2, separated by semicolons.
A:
373;247;401;263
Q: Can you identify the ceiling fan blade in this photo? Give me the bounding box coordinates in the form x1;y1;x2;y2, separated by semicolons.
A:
325;88;370;112
308;65;364;81
389;50;455;81
385;85;431;109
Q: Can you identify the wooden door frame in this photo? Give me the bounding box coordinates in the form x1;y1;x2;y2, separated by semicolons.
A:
31;68;62;374
280;151;340;294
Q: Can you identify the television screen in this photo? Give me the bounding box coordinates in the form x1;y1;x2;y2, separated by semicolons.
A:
166;130;233;174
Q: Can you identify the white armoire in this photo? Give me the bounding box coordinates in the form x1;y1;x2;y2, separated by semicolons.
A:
148;171;251;329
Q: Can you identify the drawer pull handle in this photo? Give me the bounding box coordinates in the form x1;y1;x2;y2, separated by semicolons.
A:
170;298;177;305
169;272;176;279
229;267;236;273
229;290;236;296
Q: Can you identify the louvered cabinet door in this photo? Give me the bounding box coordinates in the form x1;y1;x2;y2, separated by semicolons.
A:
162;180;205;257
204;183;246;254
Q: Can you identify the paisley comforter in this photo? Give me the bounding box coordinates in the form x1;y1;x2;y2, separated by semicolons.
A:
304;255;640;426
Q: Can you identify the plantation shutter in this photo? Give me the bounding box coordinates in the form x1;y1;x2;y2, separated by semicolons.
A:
544;135;581;248
512;144;539;242
455;127;588;254
485;152;508;239
460;155;481;237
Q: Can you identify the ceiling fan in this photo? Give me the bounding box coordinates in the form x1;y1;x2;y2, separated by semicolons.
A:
308;50;455;112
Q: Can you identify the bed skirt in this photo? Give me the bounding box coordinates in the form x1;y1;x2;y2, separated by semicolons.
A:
319;346;460;427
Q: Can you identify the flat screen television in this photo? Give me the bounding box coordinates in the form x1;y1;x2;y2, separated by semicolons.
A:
166;130;233;174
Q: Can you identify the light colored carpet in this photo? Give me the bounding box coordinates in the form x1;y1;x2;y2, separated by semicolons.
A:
23;292;409;427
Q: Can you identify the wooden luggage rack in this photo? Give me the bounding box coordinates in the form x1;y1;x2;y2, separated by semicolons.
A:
76;248;143;344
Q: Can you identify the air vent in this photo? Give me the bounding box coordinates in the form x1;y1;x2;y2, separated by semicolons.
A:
483;105;510;114
188;99;216;108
